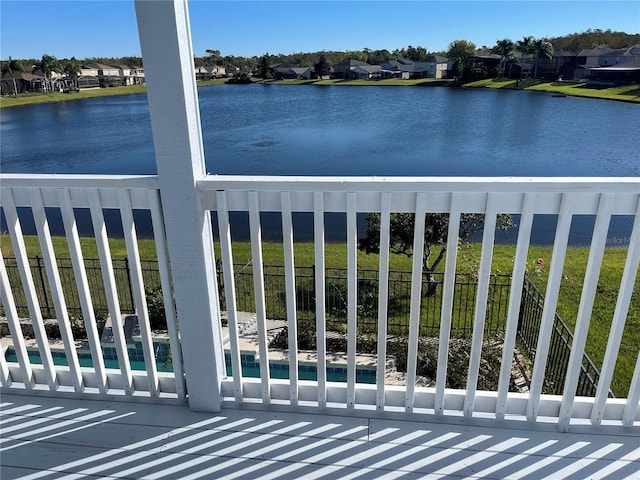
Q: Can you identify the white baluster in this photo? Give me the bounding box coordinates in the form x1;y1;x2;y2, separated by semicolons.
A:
376;192;392;412
406;192;427;412
314;192;327;407
249;191;270;404
464;193;498;417
58;188;107;393
2;188;57;390
216;190;243;403
281;191;299;406
346;192;358;408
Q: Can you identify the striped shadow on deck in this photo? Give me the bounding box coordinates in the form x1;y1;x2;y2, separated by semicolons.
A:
1;393;639;479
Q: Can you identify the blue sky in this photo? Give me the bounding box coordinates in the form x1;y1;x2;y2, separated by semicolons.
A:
1;1;639;60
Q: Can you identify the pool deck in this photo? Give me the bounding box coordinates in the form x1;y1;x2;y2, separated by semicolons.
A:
2;391;639;479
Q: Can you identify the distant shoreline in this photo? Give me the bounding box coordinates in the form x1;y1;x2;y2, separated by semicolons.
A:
1;77;638;108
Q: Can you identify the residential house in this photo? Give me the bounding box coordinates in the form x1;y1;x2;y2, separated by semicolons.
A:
267;63;295;79
286;67;313;80
30;67;64;91
466;54;502;75
411;55;449;79
77;66;100;89
87;63;122;86
576;47;606;67
380;56;449;79
194;65;225;80
117;65;145;85
332;59;370;79
598;45;640;67
118;65;132;78
194;65;208;80
130;66;145;83
0;72;45;94
343;64;382;80
548;51;577;81
522;51;578;81
507;53;534;79
576;45;640;83
380;59;412;79
588;64;640;84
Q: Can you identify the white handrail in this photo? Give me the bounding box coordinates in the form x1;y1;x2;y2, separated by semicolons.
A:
2;174;639;429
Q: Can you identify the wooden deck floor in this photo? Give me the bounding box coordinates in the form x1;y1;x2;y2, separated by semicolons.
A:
1;392;639;479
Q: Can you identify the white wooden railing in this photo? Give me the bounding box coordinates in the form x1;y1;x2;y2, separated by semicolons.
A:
3;174;638;432
201;176;640;431
1;0;639;435
0;175;185;400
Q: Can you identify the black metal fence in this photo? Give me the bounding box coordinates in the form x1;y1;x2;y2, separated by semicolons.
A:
2;256;608;396
518;274;612;397
1;256;161;320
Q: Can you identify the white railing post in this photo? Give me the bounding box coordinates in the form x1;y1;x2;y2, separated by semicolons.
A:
135;0;225;411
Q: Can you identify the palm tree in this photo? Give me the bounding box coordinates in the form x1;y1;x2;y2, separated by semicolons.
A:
516;36;533;79
492;39;515;78
62;57;82;88
531;38;554;79
33;54;61;92
1;56;25;95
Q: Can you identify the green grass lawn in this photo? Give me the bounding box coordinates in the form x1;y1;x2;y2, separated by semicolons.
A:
462;78;640;103
2;234;637;395
1;78;236;108
0;85;148;108
4;78;636;107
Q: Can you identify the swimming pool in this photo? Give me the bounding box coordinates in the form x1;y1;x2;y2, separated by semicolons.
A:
3;346;377;383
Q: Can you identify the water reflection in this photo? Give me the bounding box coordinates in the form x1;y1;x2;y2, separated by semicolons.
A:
1;85;638;243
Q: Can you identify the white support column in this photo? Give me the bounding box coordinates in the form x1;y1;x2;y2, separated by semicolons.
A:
135;0;225;411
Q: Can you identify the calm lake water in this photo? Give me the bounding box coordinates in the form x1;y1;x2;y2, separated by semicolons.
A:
1;84;639;244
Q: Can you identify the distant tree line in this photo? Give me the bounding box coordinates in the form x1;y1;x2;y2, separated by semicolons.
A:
2;29;638;81
548;29;640;53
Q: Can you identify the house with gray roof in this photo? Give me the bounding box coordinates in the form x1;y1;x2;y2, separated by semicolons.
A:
598;45;640;67
576;45;640;83
0;71;45;94
272;66;313;80
332;59;370;79
411;55;449;79
87;63;122;86
343;64;382;80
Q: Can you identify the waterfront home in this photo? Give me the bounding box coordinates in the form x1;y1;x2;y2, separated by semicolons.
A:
195;64;225;80
332;58;370;79
1;0;638;477
0;71;45;94
86;62;123;86
343;64;382;80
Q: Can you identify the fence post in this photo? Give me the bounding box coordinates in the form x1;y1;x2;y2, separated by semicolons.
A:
124;256;135;313
35;255;53;318
518;274;530;336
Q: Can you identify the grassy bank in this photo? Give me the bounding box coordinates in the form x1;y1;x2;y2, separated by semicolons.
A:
4;77;637;108
462;78;640;103
3;234;638;394
0;84;148;108
263;78;451;87
0;78;229;108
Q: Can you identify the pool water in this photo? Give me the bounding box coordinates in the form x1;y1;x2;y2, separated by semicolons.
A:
226;352;377;384
3;346;377;383
4;341;173;373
